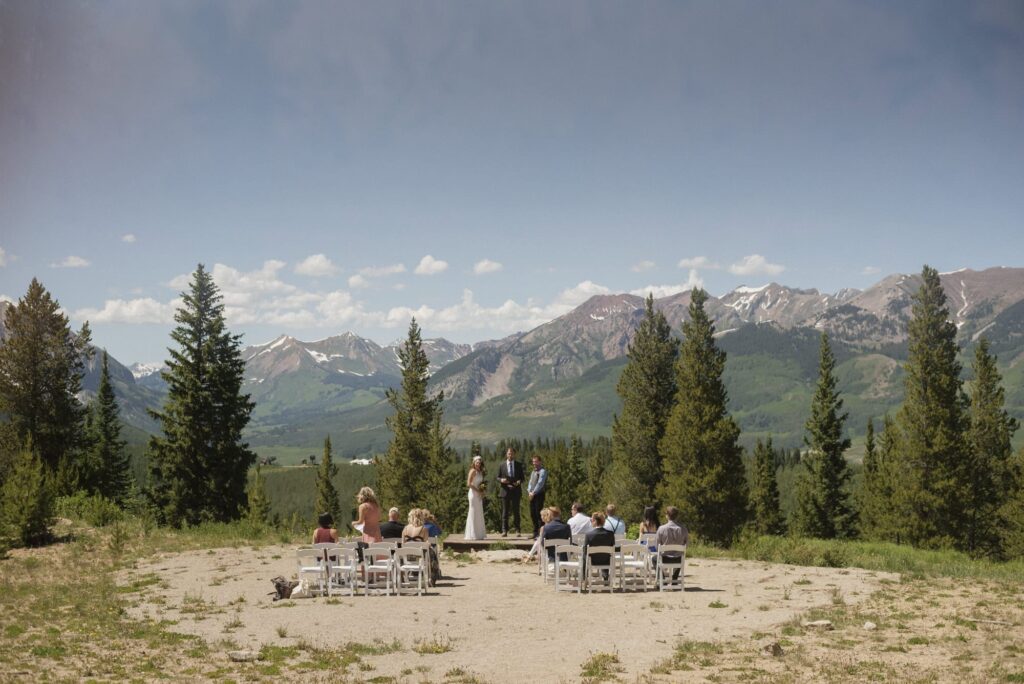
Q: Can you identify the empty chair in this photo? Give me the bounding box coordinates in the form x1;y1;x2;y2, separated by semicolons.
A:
296;548;327;597
394;547;427;596
618;543;649;592
326;548;359;597
554;545;585;593
363;547;395;595
584;546;617;593
656;544;686;591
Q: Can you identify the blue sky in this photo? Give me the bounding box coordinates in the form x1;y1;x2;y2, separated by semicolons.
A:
1;1;1022;364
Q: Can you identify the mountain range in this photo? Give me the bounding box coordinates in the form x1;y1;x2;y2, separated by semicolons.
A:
3;267;1023;461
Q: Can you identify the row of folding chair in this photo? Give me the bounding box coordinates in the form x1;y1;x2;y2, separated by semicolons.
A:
539;540;686;593
295;541;431;597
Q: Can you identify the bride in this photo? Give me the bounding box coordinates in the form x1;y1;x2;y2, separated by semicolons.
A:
464;455;486;540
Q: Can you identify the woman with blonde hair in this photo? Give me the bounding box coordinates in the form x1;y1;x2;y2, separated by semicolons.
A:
403;508;429;543
354;486;382;543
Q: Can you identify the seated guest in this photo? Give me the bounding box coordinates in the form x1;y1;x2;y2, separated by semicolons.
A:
524;507;554;561
313;512;339;544
379;507;405;540
656;506;689;580
603;504;626;535
638;505;659;551
423;510;442;538
567;502;594;537
402;508;429;543
583;512;616;577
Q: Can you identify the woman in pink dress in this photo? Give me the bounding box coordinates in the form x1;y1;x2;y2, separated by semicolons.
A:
354;486;382;543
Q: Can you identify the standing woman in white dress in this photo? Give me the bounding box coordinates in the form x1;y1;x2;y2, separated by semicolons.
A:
465;456;487;540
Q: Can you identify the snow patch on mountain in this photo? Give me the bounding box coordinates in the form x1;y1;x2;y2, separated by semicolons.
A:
129;362;165;379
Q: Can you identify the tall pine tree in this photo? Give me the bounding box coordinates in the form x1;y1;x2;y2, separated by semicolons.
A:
422;411;464;528
86;351;131;503
792;333;855;539
377;319;441;511
749;436;786;535
147;265;256;526
315;436;341;523
857;417;886;539
246;464;273;527
547;434;586;514
964;339;1018;557
658;288;747;545
0;279;92;484
891;265;970;548
605;294;679;520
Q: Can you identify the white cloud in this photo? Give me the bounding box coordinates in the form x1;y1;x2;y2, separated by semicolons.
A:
630;269;704;298
348;274;370;289
473;259;503;275
0;247;8;267
414;254;449;275
295;253;339;277
74;297;178;324
0;294;13;303
51;255;90;268
728;254;785;276
631;260;656;273
359;263;405;278
553;280;611;308
678;256;720;269
861;266;881;276
121;233;137;243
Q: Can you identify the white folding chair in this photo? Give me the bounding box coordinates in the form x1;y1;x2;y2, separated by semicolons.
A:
296;548;327;597
540;538;570;583
585;546;616;593
327;548;359;597
618;543;649;592
394;547;427;596
554;545;584;593
657;544;686;591
363;547;395;595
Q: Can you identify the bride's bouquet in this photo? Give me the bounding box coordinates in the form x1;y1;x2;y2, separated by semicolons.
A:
478;481;487;493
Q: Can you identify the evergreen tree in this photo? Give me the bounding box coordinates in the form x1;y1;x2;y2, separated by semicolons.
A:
891;265;970;548
315;436;340;523
658;288;748;545
857;417;885;538
750;436;786;535
792;333;855;539
548;434;586;514
0;444;54;547
246;464;273;527
0;279;92;482
377;318;441;511
85;351;131;503
605;294;679;520
965;339;1019;557
1001;447;1024;559
146;265;256;526
423;411;465;529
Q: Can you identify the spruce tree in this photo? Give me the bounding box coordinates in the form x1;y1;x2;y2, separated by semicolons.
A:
548;434;586;514
0;445;54;547
423;411;464;528
315;436;340;524
147;265;256;526
605;294;679;520
750;436;786;535
1001;447;1024;559
86;351;131;503
246;464;273;527
891;265;970;548
792;333;855;539
964;339;1018;557
0;279;92;482
377;318;441;511
857;417;885;538
658;288;748;545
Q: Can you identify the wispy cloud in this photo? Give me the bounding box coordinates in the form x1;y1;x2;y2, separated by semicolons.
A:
473;258;503;275
678;256;720;269
861;265;881;276
414;254;448;275
51;255;90;268
294;253;339;277
348;274;369;289
76;297;179;324
631;260;655;272
359;263;405;278
728;254;784;276
630;269;703;298
0;247;7;267
121;233;137;243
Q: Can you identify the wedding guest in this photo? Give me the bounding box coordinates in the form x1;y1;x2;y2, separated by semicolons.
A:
656;506;689;580
524;507;554;561
313;512;339;544
583;511;616;578
380;507;405;540
603;504;626;535
423;510;442;538
567;502;593;537
402;508;429;543
354;487;382;543
542;506;572;562
638;505;660;552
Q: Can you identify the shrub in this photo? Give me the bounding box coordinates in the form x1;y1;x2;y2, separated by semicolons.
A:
56;491;124;527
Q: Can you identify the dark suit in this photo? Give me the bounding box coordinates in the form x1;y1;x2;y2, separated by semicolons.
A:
541;519;571;561
583;527;616;572
497;459;523;534
379;520;404;540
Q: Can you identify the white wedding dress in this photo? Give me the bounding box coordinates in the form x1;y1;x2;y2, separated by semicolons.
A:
465;471;486;540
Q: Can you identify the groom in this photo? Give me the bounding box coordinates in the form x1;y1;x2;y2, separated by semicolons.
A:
497;447;523;536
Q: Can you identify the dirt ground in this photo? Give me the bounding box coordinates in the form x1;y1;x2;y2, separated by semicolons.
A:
119;545;902;682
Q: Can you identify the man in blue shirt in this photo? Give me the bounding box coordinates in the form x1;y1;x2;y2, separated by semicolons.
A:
527;455;548;539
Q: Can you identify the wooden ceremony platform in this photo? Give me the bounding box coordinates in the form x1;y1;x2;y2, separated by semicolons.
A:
442;533;535;552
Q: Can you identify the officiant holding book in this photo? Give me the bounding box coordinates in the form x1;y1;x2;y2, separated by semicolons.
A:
497;447;523;536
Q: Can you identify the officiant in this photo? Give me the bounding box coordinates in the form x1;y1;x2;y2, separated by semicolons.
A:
497;447;523;536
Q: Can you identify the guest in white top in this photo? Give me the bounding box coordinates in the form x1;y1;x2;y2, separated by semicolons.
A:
567;501;593;537
603;504;626;535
